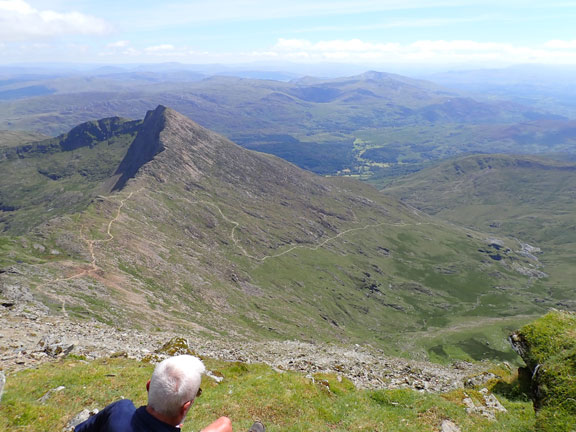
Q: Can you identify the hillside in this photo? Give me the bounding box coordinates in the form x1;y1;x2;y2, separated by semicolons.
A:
381;154;576;312
0;117;141;233
0;130;48;148
0;108;558;361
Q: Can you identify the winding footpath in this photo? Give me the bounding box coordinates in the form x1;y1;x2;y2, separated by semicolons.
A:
36;190;140;290
165;191;433;262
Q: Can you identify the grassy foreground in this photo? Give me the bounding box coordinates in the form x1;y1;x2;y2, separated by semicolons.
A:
0;356;534;431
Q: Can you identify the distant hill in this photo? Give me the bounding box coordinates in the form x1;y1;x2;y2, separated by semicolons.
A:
0;130;48;148
381;153;576;312
0;108;557;362
0;70;571;176
425;65;576;118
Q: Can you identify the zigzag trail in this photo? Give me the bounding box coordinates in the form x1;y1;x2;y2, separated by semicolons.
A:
36;189;141;290
162;192;437;263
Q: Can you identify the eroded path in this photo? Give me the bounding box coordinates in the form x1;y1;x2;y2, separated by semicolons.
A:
36;190;140;290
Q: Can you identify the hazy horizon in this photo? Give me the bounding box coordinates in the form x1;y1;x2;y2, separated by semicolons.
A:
1;1;575;71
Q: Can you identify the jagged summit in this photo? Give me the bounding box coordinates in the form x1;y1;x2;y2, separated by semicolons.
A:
109;105;168;191
109;105;326;196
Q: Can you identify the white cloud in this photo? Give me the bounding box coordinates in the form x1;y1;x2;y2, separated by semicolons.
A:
144;44;176;53
267;38;576;65
107;40;131;48
0;0;112;41
543;39;576;49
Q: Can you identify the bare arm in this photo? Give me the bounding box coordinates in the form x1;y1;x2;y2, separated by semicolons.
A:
200;416;233;432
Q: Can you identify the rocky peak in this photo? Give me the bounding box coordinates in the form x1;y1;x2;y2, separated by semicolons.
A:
109;105;326;196
109;105;169;191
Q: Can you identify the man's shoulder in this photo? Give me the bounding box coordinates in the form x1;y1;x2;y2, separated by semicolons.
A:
74;399;137;432
108;399;137;412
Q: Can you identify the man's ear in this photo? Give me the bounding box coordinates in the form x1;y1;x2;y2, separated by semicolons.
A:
146;379;151;392
181;400;193;416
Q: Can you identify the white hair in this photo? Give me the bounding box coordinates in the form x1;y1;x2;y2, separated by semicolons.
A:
147;355;206;418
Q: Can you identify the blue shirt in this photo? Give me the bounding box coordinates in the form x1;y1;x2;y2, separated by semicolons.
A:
74;399;180;432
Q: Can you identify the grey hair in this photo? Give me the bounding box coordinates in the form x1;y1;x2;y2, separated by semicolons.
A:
147;355;206;418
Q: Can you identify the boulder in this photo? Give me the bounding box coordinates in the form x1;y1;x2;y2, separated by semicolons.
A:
0;370;5;404
440;419;461;432
62;409;99;432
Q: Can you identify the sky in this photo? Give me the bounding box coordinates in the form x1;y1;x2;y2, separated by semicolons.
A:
1;0;576;69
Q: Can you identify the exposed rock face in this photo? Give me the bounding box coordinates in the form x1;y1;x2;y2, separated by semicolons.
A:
110;107;167;191
1;117;140;159
509;331;542;409
114;105;329;196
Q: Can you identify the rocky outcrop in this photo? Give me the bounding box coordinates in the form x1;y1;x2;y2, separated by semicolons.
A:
463;388;507;420
109;106;167;191
440;419;461;432
0;304;487;393
62;408;99;432
509;311;576;431
1;117;140;160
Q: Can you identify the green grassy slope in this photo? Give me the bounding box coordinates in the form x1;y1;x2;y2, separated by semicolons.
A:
0;355;536;432
381;154;576;312
512;311;576;431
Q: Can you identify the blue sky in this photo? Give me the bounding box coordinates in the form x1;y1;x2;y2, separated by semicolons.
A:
1;0;576;68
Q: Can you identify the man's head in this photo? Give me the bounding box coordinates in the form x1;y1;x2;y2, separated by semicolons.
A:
147;355;206;420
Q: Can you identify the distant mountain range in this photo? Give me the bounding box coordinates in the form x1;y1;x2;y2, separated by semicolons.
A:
424;65;576;118
0;107;557;362
1;69;574;176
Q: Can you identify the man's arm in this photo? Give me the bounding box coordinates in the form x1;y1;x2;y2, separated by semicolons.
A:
200;416;233;432
74;400;134;432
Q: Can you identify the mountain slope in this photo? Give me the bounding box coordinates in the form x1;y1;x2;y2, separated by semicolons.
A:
0;130;48;147
0;117;140;233
381;153;576;311
0;108;556;361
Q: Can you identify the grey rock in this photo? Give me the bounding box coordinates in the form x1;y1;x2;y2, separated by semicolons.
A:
63;408;99;432
464;372;498;388
32;243;46;253
38;385;65;403
441;419;461;432
481;388;507;413
38;335;75;357
463;390;505;420
0;370;5;404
